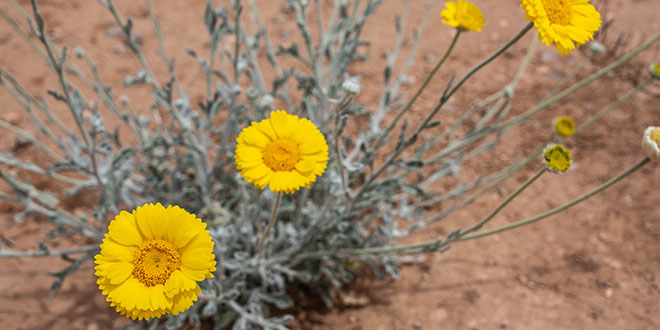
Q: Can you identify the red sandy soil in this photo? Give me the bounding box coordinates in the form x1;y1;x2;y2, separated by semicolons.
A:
1;0;660;329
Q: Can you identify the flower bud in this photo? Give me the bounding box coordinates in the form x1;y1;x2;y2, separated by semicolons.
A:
342;78;361;95
641;126;660;162
589;40;606;54
553;116;575;138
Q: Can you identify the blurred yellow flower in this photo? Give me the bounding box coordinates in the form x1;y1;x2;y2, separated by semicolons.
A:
641;126;660;162
543;144;572;173
521;0;601;55
441;0;485;32
554;116;575;138
650;64;660;79
235;110;328;193
95;203;216;320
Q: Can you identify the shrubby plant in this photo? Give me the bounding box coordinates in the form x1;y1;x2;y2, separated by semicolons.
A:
1;0;658;328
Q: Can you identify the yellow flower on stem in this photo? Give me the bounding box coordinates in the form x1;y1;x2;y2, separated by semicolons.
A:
650;64;660;80
520;0;601;55
554;115;575;138
543;144;572;173
95;203;216;320
235;110;328;193
641;126;660;162
441;0;485;32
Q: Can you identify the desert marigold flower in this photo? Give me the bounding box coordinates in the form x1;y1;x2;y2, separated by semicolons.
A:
235;110;328;193
554;116;575;138
95;203;216;320
441;0;485;32
521;0;601;55
543;144;572;173
641;126;660;162
650;64;660;80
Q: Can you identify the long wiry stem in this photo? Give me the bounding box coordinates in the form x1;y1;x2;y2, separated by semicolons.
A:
257;192;283;256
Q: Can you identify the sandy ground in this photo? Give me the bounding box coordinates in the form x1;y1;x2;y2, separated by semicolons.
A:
1;0;659;329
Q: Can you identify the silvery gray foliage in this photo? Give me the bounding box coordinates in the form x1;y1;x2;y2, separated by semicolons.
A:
0;0;626;329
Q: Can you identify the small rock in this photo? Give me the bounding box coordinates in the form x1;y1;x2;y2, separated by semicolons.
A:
412;322;422;329
425;54;437;63
605;288;613;298
114;44;127;54
3;112;21;125
339;292;369;307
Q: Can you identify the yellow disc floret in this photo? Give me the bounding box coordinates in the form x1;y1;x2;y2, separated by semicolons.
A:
95;203;216;320
441;0;485;32
543;144;572;173
540;0;572;25
263;139;301;171
235;110;329;193
521;0;601;55
132;240;181;287
554;116;575;138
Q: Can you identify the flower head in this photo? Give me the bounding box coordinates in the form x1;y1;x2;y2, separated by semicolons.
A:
95;203;216;320
650;64;660;80
554;116;575;138
235;110;328;193
342;77;362;95
441;0;485;32
642;126;660;162
543;144;572;173
521;0;601;55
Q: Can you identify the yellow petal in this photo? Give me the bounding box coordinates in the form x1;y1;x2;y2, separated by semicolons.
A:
108;211;143;247
134;203;168;240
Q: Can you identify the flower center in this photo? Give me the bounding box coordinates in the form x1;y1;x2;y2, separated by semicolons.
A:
544;145;572;172
262;138;300;171
650;128;660;148
132;239;181;287
541;0;572;25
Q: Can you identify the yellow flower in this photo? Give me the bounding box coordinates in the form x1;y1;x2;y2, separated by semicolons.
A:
235;110;328;193
650;64;660;80
641;126;660;162
543;144;572;173
554;116;575;137
95;203;216;320
441;0;485;32
521;0;601;55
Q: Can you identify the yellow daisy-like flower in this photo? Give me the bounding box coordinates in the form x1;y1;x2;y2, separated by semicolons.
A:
554;115;575;137
521;0;601;55
441;0;485;32
235;110;328;193
543;144;572;173
650;64;660;80
95;203;216;320
641;126;660;162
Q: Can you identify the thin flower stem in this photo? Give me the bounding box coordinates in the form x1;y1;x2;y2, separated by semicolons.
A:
342;157;650;256
546;52;594;98
575;78;654;134
374;29;462;148
257;192;283;256
354;23;534;205
459;157;651;241
461;168;546;236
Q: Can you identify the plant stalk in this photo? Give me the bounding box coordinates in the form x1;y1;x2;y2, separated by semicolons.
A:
257;192;283;256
